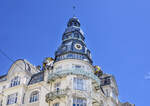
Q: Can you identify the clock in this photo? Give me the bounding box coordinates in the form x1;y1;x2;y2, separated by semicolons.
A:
75;43;82;50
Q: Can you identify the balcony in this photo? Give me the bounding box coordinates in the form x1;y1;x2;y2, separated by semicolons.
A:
48;69;101;86
46;89;68;102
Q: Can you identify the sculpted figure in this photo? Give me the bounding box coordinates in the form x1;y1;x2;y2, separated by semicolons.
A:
43;57;54;70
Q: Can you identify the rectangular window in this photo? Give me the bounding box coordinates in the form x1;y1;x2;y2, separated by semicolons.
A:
73;97;87;106
73;78;86;91
53;103;59;106
7;93;17;105
72;64;84;70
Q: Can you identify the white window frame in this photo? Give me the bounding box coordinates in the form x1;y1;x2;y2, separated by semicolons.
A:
10;76;20;87
73;97;87;106
29;91;39;103
7;93;18;105
73;77;86;91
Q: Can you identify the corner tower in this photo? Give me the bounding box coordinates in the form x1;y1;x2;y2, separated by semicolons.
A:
55;17;93;64
45;16;134;106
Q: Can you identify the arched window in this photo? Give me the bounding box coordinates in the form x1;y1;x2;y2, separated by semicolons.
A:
29;91;39;103
10;76;20;87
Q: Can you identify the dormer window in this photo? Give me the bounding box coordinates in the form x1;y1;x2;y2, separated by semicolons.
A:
10;76;20;87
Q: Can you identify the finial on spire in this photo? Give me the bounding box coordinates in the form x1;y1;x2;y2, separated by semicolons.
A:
73;5;76;17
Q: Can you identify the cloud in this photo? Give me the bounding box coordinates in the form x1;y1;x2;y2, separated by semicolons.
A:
145;73;150;79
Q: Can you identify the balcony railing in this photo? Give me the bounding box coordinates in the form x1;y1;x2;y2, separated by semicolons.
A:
48;69;101;86
46;89;68;102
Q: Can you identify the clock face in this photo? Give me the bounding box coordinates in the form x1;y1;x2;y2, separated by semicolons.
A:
75;43;82;50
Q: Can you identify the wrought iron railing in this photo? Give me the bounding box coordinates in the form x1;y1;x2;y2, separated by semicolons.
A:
46;89;67;102
48;69;101;86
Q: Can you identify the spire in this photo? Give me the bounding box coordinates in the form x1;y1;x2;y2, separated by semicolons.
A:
54;17;93;64
73;6;76;17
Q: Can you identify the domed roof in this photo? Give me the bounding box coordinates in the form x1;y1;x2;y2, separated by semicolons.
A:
55;17;93;64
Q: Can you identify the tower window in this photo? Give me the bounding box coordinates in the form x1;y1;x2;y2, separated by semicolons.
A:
74;33;79;38
73;97;87;106
73;78;86;91
29;91;39;103
72;64;84;70
10;76;20;87
7;93;18;105
67;53;73;58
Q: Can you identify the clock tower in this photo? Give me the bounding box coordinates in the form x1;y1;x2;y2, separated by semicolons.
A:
55;17;93;64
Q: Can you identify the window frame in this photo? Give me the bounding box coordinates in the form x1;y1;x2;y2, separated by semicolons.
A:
10;76;20;87
73;97;87;106
7;93;18;105
73;77;86;91
53;102;59;106
29;91;39;103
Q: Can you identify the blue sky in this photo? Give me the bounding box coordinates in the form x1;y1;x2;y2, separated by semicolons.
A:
0;0;150;105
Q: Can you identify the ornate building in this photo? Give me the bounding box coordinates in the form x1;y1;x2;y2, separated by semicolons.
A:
0;17;134;106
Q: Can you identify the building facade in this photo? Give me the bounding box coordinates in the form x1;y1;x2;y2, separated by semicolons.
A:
0;17;134;106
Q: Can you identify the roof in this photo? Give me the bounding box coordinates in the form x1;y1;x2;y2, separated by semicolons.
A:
28;71;44;85
0;74;7;82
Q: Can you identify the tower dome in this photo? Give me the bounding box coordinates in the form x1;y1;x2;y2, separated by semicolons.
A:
55;17;93;64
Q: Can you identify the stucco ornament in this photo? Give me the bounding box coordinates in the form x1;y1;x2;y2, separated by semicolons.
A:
94;65;103;78
43;57;54;70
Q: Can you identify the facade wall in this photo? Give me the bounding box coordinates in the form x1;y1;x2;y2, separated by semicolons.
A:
0;59;134;106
